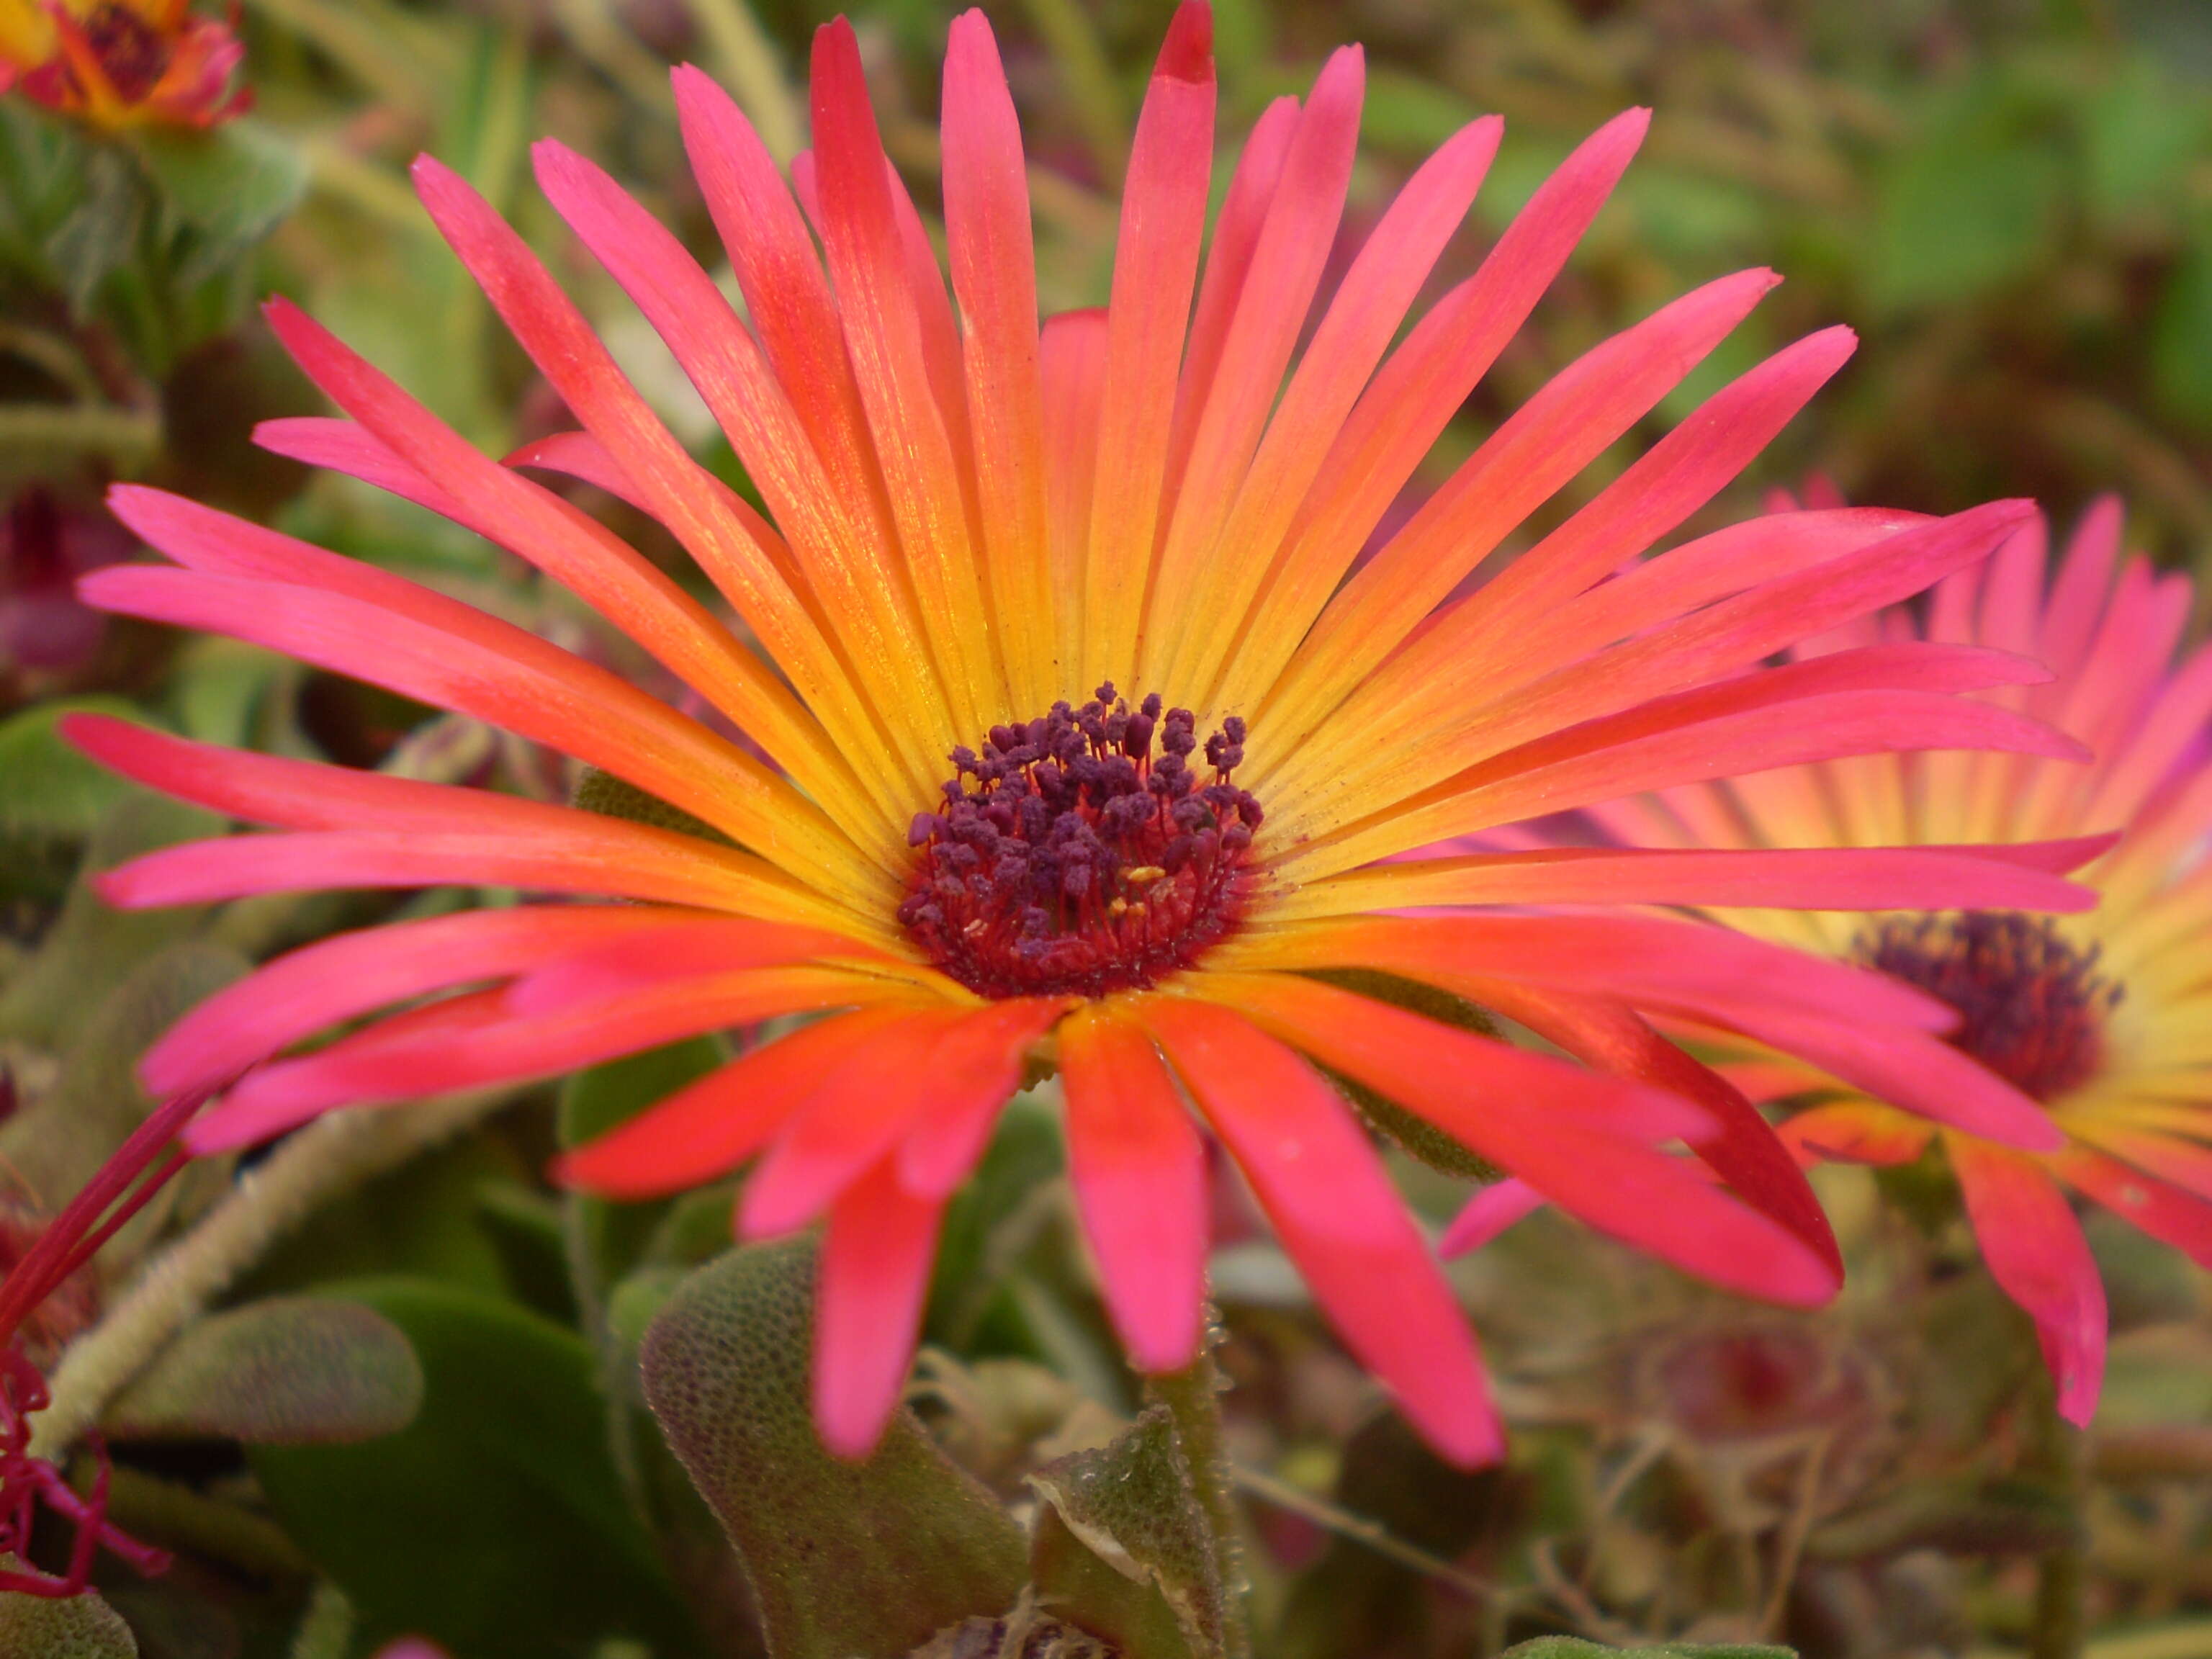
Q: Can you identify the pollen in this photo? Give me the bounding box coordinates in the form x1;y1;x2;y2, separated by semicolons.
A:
898;684;1262;999
1857;912;2121;1103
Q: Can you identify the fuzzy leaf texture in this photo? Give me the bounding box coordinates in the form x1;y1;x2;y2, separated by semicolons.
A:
640;1236;1029;1659
104;1295;423;1445
1028;1404;1226;1659
0;1569;138;1658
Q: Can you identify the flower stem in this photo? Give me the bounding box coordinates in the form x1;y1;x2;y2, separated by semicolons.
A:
1146;1326;1251;1659
30;1089;513;1460
2028;1375;2089;1659
0;403;160;460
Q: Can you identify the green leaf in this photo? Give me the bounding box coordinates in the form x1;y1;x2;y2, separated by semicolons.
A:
1028;1406;1225;1659
236;1136;523;1300
0;699;143;845
105;1296;423;1446
134;120;308;289
927;1093;1069;1351
250;1277;701;1659
640;1238;1027;1659
2153;222;2212;429
559;1037;727;1315
0;102;94;256
0;793;225;1050
0;1571;138;1658
0;938;247;1203
0;698;143;906
1502;1642;1794;1658
1872;78;2065;312
1298;970;1503;1181
570;766;739;848
2085;58;2211;212
43;145;145;315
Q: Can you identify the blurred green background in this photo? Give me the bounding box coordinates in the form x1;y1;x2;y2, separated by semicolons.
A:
6;3;2212;1656
9;0;2212;697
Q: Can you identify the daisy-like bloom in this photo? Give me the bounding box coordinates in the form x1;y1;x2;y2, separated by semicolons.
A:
0;0;246;130
1464;498;2212;1425
68;4;2102;1462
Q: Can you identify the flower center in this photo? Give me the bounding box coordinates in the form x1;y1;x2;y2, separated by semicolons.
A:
898;684;1262;999
82;4;173;102
1855;912;2121;1102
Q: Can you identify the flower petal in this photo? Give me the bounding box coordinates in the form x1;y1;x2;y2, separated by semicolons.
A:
1136;995;1504;1467
1082;1;1215;690
1219;107;1650;716
1276;842;2100;922
1220;913;1954;1032
942;10;1056;711
1260;267;1781;743
2049;1144;2212;1267
1058;1004;1210;1373
808;19;1003;734
136;903;707;1097
554;1007;917;1197
814;1156;947;1459
742;998;1064;1235
189;965;886;1150
1160;108;1503;696
1950;1134;2107;1426
1199;972;1838;1306
1141;45;1363;679
260;299;870;833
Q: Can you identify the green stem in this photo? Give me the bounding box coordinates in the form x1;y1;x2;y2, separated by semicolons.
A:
288;1580;356;1659
2028;1377;2090;1659
1146;1327;1251;1659
0;403;160;460
31;1088;514;1459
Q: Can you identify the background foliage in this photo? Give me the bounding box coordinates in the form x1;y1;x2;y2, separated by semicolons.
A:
3;1;2211;1657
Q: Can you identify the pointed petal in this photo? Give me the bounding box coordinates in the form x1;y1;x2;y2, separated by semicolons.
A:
1261;268;1781;742
259;300;863;832
742;998;1062;1235
1951;1135;2107;1426
1137;995;1504;1467
1437;1179;1547;1258
814;1157;946;1459
2049;1145;2212;1267
1719;1007;2065;1153
135;904;702;1097
1082;1;1215;689
1058;1004;1210;1372
941;10;1055;710
1219;107;1650;715
66;575;875;902
1274;842;2099;921
808;20;1002;732
188;965;885;1150
554;1007;915;1197
1219;913;1955;1033
1778;1102;1934;1166
1141;46;1364;678
1198;971;1838;1306
1463;984;1842;1280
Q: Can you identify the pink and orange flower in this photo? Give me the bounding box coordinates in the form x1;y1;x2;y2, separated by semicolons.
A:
65;5;2107;1460
1480;498;2212;1424
0;0;246;130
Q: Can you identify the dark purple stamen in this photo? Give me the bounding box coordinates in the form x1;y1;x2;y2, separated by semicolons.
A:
899;685;1262;998
1858;912;2121;1102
